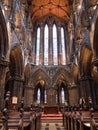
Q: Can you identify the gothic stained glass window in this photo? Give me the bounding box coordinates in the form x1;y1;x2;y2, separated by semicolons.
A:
61;27;66;65
36;27;40;65
35;22;67;65
37;88;41;104
61;87;65;104
44;24;49;65
53;24;58;65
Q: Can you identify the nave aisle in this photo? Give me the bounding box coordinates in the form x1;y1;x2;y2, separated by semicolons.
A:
41;123;65;130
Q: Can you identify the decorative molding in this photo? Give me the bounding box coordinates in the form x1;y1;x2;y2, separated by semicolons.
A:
0;59;9;67
68;85;77;90
11;76;24;82
80;75;93;81
92;58;98;66
25;86;33;90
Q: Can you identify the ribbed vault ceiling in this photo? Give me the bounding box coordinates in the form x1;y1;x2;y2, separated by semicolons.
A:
29;0;72;22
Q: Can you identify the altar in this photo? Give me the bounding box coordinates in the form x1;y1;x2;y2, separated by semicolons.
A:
43;105;59;114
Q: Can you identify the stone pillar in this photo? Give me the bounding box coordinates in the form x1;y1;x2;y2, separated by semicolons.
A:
40;24;44;65
24;86;33;107
49;25;53;65
41;87;44;104
0;59;9;110
68;85;79;106
21;3;26;20
90;58;98;108
57;26;62;65
12;76;24;106
52;89;57;105
79;75;93;107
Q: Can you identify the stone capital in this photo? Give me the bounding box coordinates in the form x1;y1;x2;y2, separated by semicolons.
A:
0;59;9;67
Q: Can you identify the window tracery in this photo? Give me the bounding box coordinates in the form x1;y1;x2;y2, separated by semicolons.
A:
34;15;67;65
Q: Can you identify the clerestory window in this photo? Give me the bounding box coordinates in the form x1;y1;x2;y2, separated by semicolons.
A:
53;24;58;65
44;24;49;65
35;20;66;65
36;27;40;65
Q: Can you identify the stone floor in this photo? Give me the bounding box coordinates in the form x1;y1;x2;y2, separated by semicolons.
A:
41;123;65;130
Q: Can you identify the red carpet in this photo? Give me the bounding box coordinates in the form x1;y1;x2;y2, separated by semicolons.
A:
41;112;62;120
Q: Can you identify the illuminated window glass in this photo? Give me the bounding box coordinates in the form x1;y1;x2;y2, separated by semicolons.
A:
53;24;58;65
44;89;47;103
36;27;40;65
61;88;65;104
56;94;58;104
37;88;41;104
61;27;66;65
44;24;49;65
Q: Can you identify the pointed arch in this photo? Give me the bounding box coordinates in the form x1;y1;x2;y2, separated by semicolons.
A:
53;23;58;65
61;26;66;65
31;68;51;88
0;6;8;58
94;17;98;58
10;45;24;77
36;26;40;65
72;63;79;84
79;44;92;77
53;68;73;87
44;24;49;65
24;63;31;85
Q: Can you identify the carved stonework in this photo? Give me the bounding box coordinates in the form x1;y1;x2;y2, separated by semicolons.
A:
81;27;90;44
0;59;9;67
11;75;24;83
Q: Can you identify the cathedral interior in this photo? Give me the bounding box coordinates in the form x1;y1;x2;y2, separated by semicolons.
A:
0;0;98;130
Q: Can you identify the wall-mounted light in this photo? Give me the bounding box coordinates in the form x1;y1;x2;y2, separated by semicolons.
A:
93;5;97;10
89;16;92;19
78;5;81;9
4;5;8;11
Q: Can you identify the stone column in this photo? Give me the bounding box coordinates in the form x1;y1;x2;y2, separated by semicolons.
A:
41;87;44;104
79;75;93;107
40;24;44;65
52;89;57;105
21;3;26;20
24;86;33;107
57;26;62;65
49;25;53;65
68;85;79;106
0;59;9;110
12;76;24;107
90;58;98;107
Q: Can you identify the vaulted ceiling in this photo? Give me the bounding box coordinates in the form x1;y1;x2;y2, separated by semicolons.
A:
29;0;72;22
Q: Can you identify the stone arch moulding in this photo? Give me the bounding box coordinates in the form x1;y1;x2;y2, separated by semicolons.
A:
34;13;66;27
0;6;9;59
80;10;90;28
4;71;13;98
53;68;73;88
90;9;98;58
31;68;51;88
9;44;24;78
24;63;31;85
79;44;92;77
72;63;79;84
